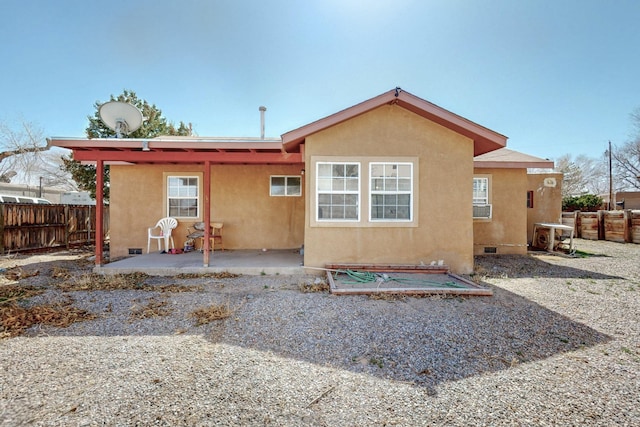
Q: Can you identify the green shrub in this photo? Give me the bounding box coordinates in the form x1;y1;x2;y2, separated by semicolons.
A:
562;194;604;212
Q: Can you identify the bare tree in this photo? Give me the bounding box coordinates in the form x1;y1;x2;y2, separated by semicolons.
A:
15;150;78;189
40;150;78;190
555;150;623;197
611;109;640;190
578;153;610;195
555;154;587;197
0;119;51;183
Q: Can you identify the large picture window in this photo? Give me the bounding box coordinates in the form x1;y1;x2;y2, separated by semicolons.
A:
316;162;360;221
370;162;412;221
167;176;199;218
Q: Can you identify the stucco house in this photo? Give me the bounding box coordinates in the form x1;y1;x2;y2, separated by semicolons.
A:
473;148;562;255
50;88;559;274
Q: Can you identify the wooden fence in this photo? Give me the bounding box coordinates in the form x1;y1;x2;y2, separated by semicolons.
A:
561;210;640;244
0;204;109;254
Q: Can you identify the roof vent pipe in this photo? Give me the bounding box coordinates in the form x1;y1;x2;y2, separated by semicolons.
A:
259;106;266;140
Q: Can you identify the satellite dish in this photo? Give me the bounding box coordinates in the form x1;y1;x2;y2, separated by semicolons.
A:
98;101;144;138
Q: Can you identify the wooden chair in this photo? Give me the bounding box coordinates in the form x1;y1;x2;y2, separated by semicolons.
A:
186;222;224;251
210;222;223;251
147;217;178;253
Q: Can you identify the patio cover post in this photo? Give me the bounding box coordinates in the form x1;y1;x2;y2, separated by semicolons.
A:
95;159;104;266
203;160;211;267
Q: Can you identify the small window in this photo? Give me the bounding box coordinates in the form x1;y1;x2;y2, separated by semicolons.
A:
316;162;360;221
370;162;413;221
270;176;301;196
473;177;489;205
167;176;199;218
473;177;491;219
527;190;534;208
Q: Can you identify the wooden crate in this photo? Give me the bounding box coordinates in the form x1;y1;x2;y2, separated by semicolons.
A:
631;211;640;244
603;211;627;243
579;212;600;240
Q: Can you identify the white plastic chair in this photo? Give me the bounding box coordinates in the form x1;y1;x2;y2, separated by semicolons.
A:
147;217;178;253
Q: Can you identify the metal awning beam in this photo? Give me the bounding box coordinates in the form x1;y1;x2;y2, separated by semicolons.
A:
71;149;302;164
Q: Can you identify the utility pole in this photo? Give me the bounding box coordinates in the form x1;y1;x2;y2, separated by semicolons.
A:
608;140;613;210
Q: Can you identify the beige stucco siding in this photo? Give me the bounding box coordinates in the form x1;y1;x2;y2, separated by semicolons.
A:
210;164;305;250
526;173;563;242
110;164;167;258
472;168;528;255
110;164;305;259
303;104;476;274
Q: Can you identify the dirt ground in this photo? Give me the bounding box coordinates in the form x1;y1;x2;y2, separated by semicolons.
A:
1;240;640;425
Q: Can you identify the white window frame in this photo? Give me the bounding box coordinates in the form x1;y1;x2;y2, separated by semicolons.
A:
473;177;489;205
167;175;200;218
473;176;492;219
316;162;360;222
369;162;413;222
270;175;302;196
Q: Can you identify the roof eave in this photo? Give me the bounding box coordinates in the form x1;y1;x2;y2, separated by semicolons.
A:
474;160;555;169
47;137;301;165
48;137;284;151
474;147;554;169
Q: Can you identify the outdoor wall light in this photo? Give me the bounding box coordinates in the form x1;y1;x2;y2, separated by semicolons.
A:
141;140;150;151
300;169;305;175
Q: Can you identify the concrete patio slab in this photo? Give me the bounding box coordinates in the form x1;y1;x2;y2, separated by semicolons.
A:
96;249;306;276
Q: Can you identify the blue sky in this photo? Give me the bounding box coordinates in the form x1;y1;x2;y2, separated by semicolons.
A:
2;0;640;162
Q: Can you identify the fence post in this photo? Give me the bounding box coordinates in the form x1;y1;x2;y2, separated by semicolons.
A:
624;209;632;243
88;205;92;243
597;210;605;240
64;205;70;250
575;211;582;238
0;205;4;255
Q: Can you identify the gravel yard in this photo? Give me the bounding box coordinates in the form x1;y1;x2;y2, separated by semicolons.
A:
1;239;639;426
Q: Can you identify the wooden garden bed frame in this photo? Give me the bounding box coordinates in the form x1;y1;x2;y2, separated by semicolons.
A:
324;263;493;297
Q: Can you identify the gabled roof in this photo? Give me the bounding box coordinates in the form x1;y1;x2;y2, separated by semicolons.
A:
474;148;554;169
281;88;508;156
49;88;510;164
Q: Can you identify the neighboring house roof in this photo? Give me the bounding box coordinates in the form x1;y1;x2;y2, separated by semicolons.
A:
282;88;508;156
474;148;554;169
